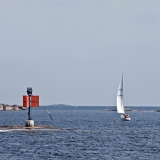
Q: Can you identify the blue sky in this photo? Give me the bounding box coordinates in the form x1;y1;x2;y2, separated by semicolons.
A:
0;0;160;106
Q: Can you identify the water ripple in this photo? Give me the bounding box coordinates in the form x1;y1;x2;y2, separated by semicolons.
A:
0;106;159;159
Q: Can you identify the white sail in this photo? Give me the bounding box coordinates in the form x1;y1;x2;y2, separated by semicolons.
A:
117;76;125;114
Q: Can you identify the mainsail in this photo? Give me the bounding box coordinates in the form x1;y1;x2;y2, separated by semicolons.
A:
117;76;125;114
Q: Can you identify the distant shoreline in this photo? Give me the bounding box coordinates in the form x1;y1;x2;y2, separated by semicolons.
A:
41;104;160;107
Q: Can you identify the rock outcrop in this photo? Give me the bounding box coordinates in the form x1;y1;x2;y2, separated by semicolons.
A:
4;105;12;111
0;104;26;111
112;108;132;111
12;105;20;110
0;104;3;110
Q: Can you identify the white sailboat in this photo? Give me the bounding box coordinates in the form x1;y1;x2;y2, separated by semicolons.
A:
117;75;131;121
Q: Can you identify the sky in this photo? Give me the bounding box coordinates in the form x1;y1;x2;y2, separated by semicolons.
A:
1;0;160;106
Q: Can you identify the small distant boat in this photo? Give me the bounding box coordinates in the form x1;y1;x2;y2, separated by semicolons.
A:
117;75;131;121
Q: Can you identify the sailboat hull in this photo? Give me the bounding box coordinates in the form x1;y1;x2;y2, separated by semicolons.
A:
124;117;131;121
121;114;131;121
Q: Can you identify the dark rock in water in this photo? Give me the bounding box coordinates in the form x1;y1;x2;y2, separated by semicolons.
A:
132;110;142;112
104;109;111;111
157;110;160;112
18;106;26;110
125;108;131;111
112;108;131;111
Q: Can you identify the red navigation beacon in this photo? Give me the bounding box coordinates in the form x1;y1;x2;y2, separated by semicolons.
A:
23;95;39;107
23;87;39;126
31;96;39;107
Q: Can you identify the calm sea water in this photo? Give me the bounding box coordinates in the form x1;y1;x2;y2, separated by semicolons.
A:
0;106;159;160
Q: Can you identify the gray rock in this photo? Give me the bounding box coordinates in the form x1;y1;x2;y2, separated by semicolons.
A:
4;105;12;110
12;105;20;110
0;103;27;111
112;108;132;111
0;104;4;110
18;106;26;110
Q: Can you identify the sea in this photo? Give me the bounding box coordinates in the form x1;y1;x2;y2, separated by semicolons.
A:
0;106;159;160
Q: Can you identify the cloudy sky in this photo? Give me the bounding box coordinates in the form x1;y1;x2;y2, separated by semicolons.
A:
0;0;160;106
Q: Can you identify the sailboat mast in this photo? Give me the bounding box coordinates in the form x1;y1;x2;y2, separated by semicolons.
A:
122;74;123;93
121;74;123;108
120;74;123;98
121;74;126;114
